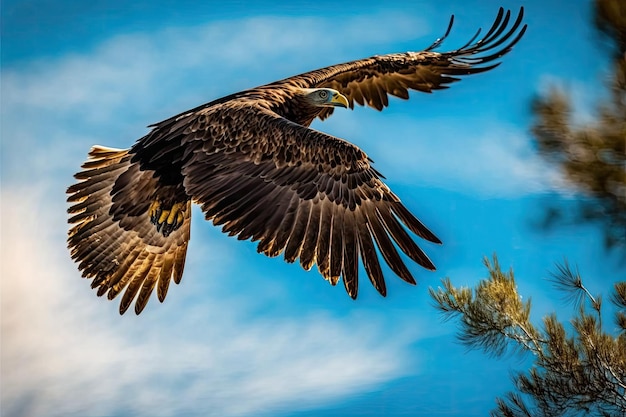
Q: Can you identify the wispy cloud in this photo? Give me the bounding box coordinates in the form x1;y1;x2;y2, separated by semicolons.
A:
2;11;429;119
320;112;568;197
1;186;417;417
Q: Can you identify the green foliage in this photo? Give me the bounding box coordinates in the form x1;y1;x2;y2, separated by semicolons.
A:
429;256;626;417
531;0;626;250
430;257;539;357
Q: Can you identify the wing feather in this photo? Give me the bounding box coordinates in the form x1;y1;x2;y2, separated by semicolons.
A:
364;207;416;285
375;204;435;270
181;106;439;297
299;200;322;271
315;198;334;281
135;266;160;314
255;192;294;254
172;244;188;285
98;246;142;295
224;183;276;238
355;210;386;295
240;187;288;242
157;256;175;302
342;210;358;298
329;207;344;284
284;199;311;263
119;253;155;314
266;193;300;258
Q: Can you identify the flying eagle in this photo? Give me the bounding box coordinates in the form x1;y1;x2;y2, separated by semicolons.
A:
68;8;526;314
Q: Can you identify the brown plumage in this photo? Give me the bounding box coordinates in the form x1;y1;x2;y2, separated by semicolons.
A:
67;7;527;314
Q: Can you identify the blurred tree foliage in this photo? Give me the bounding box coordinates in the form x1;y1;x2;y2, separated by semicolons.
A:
430;255;626;416
532;0;625;249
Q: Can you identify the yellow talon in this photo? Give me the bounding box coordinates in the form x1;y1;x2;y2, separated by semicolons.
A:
167;202;184;225
149;200;160;219
158;209;170;224
149;199;186;236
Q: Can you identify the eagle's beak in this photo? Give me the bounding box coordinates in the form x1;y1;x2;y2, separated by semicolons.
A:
330;92;349;108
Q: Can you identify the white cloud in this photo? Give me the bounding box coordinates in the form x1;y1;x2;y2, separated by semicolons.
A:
0;186;416;417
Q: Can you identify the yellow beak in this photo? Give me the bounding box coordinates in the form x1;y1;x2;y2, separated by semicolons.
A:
330;92;349;108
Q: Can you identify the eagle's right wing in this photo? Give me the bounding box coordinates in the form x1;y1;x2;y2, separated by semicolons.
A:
179;103;440;298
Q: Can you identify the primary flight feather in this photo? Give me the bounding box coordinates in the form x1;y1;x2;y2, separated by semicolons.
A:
68;7;527;314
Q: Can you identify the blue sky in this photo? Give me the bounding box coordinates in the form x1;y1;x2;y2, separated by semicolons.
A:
1;0;622;416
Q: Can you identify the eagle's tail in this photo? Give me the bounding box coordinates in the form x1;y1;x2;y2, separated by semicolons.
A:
67;145;191;315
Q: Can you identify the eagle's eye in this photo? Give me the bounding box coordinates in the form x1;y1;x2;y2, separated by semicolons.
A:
318;90;329;100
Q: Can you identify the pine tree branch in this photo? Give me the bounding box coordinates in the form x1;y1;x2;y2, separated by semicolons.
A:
430;254;626;416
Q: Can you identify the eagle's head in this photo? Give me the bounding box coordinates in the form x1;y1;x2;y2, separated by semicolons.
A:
301;88;349;108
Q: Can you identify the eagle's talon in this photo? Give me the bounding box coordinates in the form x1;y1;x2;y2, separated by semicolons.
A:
149;200;161;225
148;200;186;236
157;209;169;225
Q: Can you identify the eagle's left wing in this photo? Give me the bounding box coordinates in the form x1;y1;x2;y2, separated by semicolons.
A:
68;146;191;315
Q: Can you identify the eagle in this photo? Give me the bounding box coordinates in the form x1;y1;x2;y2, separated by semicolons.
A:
68;8;526;315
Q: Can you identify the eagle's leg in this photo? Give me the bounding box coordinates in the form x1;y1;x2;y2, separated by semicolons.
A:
149;200;186;237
